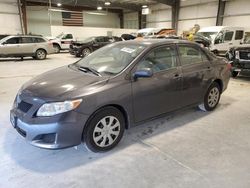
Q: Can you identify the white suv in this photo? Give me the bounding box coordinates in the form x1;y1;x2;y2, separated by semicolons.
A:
0;35;54;60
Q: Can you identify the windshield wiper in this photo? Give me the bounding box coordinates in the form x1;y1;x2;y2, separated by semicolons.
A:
78;66;101;76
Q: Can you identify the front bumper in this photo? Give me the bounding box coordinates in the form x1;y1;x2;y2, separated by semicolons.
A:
231;59;250;73
10;108;89;149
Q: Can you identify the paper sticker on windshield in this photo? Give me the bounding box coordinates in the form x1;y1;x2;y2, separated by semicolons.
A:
121;47;135;53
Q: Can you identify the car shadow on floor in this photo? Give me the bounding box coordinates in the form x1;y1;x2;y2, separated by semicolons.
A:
0;57;54;62
3;96;235;173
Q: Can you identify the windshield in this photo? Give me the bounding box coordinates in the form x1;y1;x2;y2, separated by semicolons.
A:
56;33;64;38
82;37;95;43
74;43;146;75
197;32;218;40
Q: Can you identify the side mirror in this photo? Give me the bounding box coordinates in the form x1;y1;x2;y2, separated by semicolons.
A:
133;68;153;79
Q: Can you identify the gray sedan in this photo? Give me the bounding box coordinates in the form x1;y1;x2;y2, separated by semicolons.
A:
10;40;230;152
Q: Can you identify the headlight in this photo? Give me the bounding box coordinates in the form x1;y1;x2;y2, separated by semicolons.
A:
37;99;82;117
235;51;240;59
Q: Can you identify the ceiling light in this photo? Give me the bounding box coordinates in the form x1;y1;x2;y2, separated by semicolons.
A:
97;6;103;10
57;3;62;7
104;1;111;6
142;5;148;8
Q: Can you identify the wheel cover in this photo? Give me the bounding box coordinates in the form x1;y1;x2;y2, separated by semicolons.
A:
93;116;121;147
208;87;220;108
37;50;45;59
83;48;90;56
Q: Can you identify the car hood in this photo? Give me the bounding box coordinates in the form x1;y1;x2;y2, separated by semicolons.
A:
21;65;109;101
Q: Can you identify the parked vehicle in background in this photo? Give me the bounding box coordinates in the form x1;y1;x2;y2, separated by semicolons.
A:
10;39;230;152
47;33;75;53
0;34;9;40
197;26;245;56
0;35;54;60
69;36;122;57
136;28;176;39
226;36;250;77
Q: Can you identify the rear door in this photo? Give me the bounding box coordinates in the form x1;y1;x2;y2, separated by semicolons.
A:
20;37;36;54
132;45;183;122
177;44;212;106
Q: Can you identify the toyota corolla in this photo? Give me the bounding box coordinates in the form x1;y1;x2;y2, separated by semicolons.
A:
10;40;230;152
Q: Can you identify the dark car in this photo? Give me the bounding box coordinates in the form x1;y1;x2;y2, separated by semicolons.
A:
69;36;122;57
226;38;250;77
10;40;230;152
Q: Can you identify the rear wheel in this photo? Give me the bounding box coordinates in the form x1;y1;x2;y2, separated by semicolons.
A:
35;49;47;60
82;48;91;57
83;107;125;152
231;71;239;78
199;82;221;112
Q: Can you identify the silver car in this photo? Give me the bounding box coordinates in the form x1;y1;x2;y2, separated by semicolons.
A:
0;35;54;60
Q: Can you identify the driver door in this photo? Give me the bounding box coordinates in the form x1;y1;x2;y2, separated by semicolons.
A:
131;45;182;123
61;34;73;49
215;30;234;55
0;37;21;55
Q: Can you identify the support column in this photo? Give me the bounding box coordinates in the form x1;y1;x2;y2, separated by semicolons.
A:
20;0;27;34
171;0;180;32
216;0;226;26
119;11;124;29
139;11;146;29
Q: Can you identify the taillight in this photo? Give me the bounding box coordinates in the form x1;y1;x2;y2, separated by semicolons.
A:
227;63;232;71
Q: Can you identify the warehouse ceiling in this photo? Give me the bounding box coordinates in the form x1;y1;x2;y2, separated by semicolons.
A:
25;0;175;11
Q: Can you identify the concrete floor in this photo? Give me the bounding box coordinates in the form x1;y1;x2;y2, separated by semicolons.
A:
0;53;250;188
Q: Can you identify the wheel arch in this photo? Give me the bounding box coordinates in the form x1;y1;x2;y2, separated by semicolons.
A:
52;42;61;49
36;48;47;54
213;79;223;93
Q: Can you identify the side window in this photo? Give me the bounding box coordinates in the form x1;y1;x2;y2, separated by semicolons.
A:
34;37;46;43
103;37;110;42
179;45;203;66
62;34;73;39
235;30;244;40
224;31;234;41
137;46;177;73
96;37;104;43
6;37;20;44
21;37;34;43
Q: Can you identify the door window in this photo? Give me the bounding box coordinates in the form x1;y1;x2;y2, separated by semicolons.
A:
21;37;34;43
62;34;73;39
179;45;203;66
137;46;177;73
235;30;244;40
5;37;20;44
224;31;234;41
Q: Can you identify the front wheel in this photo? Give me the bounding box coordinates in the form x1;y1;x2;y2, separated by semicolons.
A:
82;48;91;57
83;107;125;152
199;82;221;112
35;49;47;60
53;44;60;53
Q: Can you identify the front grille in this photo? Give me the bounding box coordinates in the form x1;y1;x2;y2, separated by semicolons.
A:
16;126;26;137
240;51;250;60
17;101;32;113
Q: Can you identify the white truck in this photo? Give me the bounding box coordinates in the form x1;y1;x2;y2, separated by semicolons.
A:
47;33;75;53
196;26;245;56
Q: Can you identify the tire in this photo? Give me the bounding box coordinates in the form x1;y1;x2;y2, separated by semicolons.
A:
82;48;91;57
212;50;219;56
231;71;238;78
199;82;221;112
35;49;47;60
83;107;125;152
53;44;60;53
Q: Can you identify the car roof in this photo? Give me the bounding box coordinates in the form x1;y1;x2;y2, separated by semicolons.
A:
118;39;197;47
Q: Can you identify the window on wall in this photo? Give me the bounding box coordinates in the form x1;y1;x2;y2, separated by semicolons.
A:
178;45;203;66
137;46;177;73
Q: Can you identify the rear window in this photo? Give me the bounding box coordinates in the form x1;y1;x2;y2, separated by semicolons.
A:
34;37;46;43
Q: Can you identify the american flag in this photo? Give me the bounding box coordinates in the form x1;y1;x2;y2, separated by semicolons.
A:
62;11;83;26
